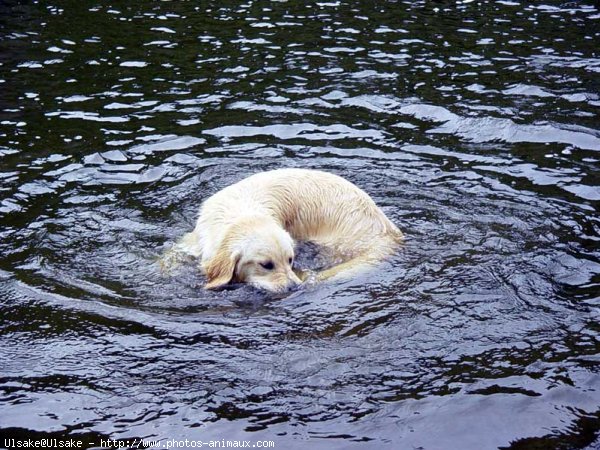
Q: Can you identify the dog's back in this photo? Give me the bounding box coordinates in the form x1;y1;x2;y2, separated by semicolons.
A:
196;168;403;261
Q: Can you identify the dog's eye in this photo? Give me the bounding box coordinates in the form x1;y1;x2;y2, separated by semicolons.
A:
260;261;274;270
288;257;293;265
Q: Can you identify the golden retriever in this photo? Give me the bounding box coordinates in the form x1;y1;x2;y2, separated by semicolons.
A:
174;168;403;293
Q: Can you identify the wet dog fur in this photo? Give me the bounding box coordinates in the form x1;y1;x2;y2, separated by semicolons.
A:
176;168;403;293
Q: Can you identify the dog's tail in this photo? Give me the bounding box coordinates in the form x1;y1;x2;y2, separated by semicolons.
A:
316;233;402;283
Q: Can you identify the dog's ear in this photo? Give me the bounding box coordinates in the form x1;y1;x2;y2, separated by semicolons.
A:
204;247;240;290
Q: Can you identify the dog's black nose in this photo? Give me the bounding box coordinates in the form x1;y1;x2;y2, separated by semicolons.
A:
283;283;298;293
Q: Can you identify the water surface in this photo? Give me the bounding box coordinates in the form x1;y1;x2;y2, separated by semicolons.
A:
1;1;599;449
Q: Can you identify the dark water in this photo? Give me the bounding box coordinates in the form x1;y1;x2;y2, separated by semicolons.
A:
1;1;599;449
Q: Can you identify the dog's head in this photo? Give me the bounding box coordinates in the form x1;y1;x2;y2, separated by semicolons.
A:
203;216;301;293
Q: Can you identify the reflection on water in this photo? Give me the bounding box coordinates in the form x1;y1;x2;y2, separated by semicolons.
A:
1;1;599;449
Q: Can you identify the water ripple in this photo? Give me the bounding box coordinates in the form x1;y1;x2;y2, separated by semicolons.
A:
0;0;599;448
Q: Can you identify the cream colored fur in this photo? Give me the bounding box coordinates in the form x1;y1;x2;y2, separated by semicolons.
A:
176;168;403;293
